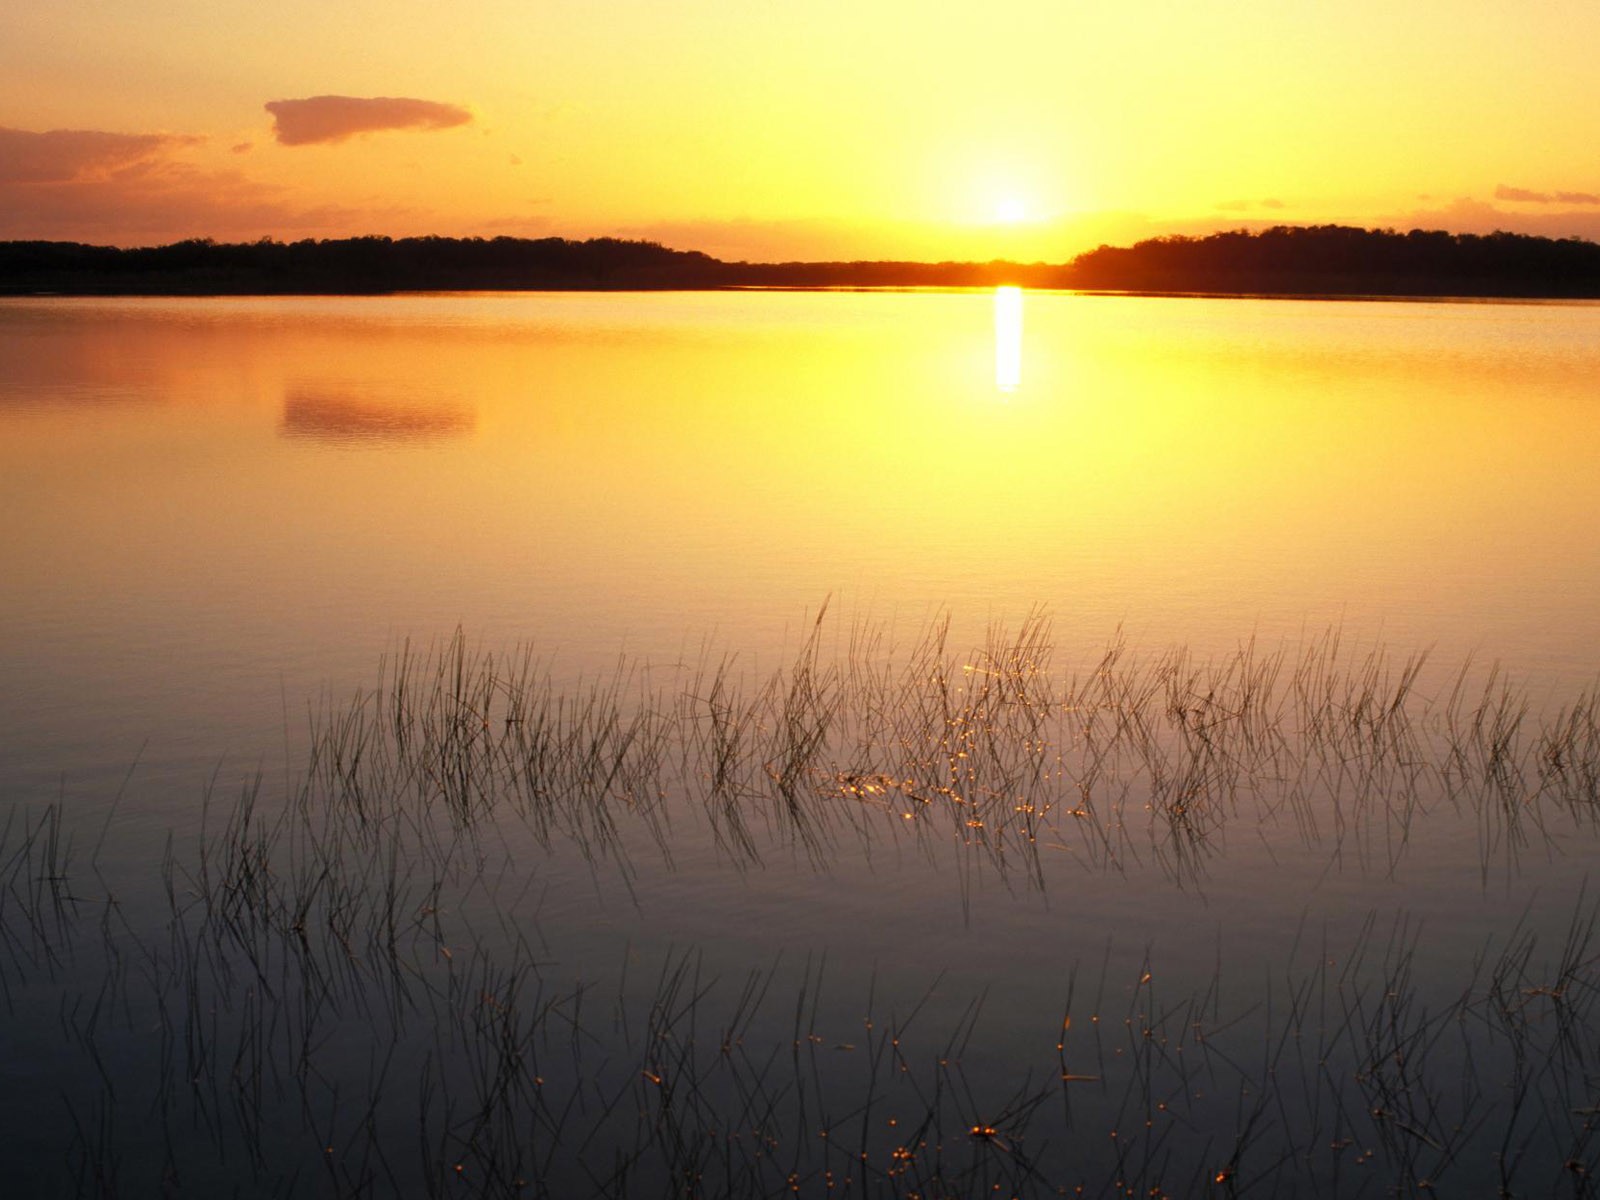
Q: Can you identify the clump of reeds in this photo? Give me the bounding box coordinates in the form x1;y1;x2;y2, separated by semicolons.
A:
277;615;1600;891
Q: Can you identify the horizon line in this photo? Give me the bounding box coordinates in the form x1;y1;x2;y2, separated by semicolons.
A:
5;220;1599;266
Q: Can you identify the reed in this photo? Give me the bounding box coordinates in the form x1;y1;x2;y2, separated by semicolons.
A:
2;616;1598;1196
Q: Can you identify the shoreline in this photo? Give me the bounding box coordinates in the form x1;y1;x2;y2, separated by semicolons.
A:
7;283;1600;302
7;224;1600;300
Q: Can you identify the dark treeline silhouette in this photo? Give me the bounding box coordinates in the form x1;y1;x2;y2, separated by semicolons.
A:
1070;225;1600;297
0;235;1050;294
3;225;1599;297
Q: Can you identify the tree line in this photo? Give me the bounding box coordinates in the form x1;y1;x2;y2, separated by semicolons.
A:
1068;225;1600;297
2;225;1598;296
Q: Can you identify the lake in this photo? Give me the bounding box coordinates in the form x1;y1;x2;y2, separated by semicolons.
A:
2;290;1599;1196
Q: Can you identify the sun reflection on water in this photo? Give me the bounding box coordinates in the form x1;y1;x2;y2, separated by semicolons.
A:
994;285;1022;394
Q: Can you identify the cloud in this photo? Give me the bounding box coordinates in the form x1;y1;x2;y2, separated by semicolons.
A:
0;126;202;184
1495;183;1600;206
0;122;390;244
1496;184;1550;203
265;96;472;146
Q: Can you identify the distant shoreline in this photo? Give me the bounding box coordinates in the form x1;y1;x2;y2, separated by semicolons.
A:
4;224;1600;299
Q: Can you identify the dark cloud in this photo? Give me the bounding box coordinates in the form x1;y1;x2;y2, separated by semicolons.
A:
265;96;472;146
0;126;201;184
1261;198;1286;210
1495;183;1600;206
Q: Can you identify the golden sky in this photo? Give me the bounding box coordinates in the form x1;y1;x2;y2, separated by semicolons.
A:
3;0;1599;259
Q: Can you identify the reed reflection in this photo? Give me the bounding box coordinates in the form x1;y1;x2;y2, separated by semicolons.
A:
994;286;1022;393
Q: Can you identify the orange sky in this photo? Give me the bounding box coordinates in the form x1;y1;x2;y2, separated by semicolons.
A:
3;0;1599;259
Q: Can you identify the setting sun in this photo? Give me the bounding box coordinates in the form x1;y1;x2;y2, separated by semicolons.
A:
5;0;1598;257
5;0;1600;1189
995;198;1028;224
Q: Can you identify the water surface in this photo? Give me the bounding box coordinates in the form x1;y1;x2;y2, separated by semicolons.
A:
2;291;1599;1195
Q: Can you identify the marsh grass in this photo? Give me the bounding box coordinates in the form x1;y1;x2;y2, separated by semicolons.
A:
3;615;1600;1196
281;612;1600;889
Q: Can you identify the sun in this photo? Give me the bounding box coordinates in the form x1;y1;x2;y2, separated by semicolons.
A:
994;197;1028;224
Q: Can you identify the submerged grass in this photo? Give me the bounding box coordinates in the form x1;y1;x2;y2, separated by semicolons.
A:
2;615;1599;1196
288;613;1600;888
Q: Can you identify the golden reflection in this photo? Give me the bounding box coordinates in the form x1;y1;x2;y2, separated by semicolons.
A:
994;286;1023;393
7;292;1600;683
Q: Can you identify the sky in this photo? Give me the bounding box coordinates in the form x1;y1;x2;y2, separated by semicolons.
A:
3;0;1600;260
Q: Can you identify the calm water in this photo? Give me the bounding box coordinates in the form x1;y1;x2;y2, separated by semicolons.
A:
2;291;1600;1195
4;293;1599;754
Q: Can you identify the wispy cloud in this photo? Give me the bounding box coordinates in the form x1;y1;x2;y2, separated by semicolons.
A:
1494;184;1600;206
0;123;385;244
265;96;472;146
0;126;202;184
